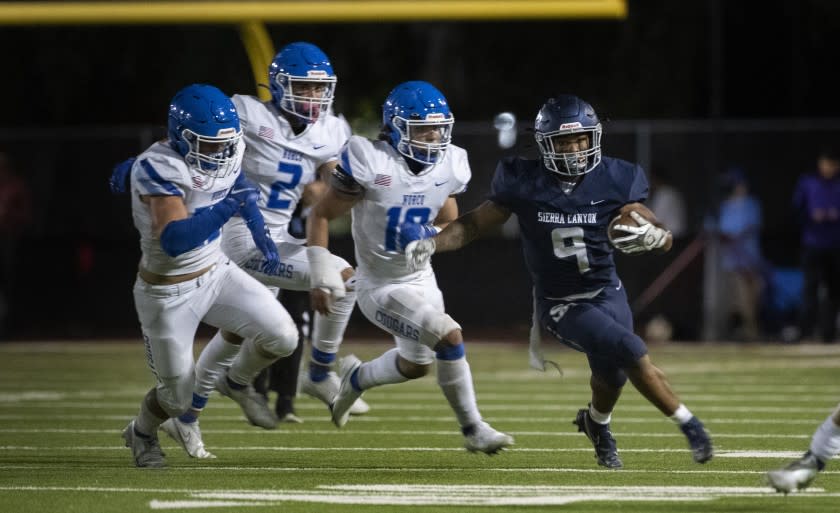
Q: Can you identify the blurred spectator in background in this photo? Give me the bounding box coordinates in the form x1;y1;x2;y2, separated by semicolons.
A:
637;165;688;343
648;165;687;239
709;167;764;341
0;152;33;339
793;148;840;343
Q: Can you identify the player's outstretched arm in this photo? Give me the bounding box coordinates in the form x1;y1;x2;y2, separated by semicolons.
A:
435;200;512;252
403;200;511;272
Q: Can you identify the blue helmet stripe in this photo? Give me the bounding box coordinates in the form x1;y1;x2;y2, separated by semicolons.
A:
137;159;183;196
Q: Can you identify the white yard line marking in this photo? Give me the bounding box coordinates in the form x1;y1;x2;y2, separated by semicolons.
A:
0;446;832;457
2;466;839;475
0;428;812;439
0;414;827;425
0;402;835;413
1;484;836;508
2;389;839;402
0;382;836;394
150;501;261;509
155;484;840;508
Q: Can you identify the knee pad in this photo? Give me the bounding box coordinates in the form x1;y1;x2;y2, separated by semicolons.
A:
254;320;298;358
422;311;460;346
156;375;194;417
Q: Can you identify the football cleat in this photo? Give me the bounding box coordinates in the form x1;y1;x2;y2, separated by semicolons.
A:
215;373;278;429
573;406;623;469
463;421;514;455
680;416;714;463
300;370;340;405
160;418;215;459
767;451;823;494
300;369;372;416
349;396;371;415
330;355;364;428
122;419;166;468
277;411;304;424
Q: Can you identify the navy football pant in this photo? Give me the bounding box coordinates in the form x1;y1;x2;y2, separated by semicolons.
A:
539;282;648;388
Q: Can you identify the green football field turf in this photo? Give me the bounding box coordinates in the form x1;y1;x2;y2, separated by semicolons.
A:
1;340;838;513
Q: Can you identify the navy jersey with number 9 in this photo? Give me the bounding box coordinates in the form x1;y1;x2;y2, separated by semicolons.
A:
488;155;648;300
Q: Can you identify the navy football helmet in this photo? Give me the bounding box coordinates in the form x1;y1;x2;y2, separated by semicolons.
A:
534;95;602;177
268;42;336;124
168;84;242;182
382;80;454;166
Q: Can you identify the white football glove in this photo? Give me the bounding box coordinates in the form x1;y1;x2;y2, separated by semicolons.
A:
306;246;345;299
404;238;436;272
610;211;671;254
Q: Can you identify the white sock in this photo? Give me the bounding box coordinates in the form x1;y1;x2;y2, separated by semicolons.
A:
356;348;410;390
194;332;241;397
810;413;840;463
436;357;481;429
311;285;355;354
227;338;279;386
589;404;612;425
669;404;693;425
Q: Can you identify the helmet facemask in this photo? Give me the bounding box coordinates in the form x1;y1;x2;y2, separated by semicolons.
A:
535;124;602;177
180;126;242;183
392;113;454;165
274;70;336;124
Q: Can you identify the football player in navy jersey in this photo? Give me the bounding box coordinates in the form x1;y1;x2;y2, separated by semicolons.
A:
400;94;713;469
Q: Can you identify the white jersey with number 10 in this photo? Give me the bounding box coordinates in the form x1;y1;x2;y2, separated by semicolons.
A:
339;135;471;288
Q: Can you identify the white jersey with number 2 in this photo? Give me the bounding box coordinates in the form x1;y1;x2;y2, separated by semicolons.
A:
232;94;350;239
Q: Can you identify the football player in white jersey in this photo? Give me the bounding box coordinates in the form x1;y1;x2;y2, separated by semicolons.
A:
121;84;299;468
159;42;368;459
307;81;514;454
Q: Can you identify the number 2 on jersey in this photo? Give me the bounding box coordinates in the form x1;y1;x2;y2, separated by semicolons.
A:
266;161;303;209
385;206;431;251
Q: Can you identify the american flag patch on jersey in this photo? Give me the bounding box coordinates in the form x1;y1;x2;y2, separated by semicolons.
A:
257;125;275;140
373;173;392;187
192;175;205;188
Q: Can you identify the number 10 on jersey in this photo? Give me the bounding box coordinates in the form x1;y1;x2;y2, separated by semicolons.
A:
385;206;431;251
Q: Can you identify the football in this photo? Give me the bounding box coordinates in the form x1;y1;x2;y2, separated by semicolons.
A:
608;203;659;242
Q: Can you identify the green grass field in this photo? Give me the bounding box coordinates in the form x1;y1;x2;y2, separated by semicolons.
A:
1;340;838;513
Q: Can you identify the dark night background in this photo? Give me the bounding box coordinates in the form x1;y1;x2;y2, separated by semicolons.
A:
1;0;839;340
